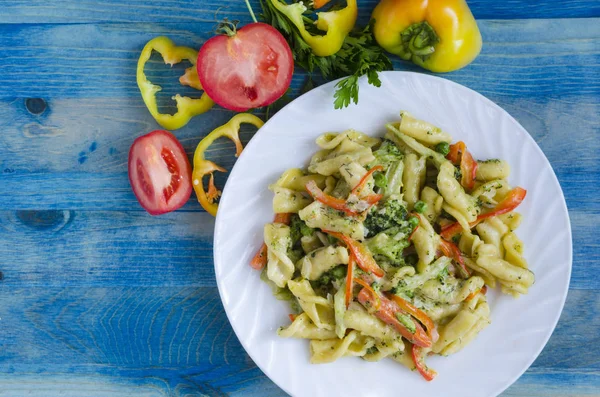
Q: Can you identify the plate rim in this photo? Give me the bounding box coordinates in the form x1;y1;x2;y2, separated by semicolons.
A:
213;71;573;397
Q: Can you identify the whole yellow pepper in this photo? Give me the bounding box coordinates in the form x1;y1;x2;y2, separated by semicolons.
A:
371;0;482;72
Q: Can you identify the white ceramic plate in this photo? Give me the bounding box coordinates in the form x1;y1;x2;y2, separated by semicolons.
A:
214;72;572;397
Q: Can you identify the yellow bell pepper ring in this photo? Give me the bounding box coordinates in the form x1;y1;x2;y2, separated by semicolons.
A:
268;0;357;57
136;36;214;130
371;0;482;73
192;113;265;216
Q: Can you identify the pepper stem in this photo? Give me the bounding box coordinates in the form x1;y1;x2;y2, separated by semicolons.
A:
244;0;258;23
216;18;239;37
400;22;440;64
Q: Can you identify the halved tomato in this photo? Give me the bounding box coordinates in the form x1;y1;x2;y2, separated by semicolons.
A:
197;22;294;111
128;130;192;215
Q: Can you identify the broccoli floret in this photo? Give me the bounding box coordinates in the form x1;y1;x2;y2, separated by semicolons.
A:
371;139;403;169
364;198;409;237
373;172;388;188
287;248;304;264
289;214;314;246
311;264;347;290
365;225;412;264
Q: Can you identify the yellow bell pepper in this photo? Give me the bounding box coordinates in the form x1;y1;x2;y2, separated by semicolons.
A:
137;36;214;130
371;0;482;73
192;113;264;216
268;0;357;57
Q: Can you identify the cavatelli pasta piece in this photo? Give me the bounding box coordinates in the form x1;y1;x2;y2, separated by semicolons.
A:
476;159;511;182
433;297;491;356
299;245;349;280
437;161;478;229
412;214;440;273
402;153;427;210
299;200;365;240
310;331;375;363
476;217;510;257
278;312;338;340
271;187;312;213
420;276;485;305
503;232;528;269
264;223;295;288
420;186;443;224
270;168;327;191
288;278;336;330
398;111;453;145
475;244;534;296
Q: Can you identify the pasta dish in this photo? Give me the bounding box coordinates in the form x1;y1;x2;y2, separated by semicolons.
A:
249;111;533;381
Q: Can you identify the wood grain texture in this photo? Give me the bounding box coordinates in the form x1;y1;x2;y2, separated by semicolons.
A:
0;0;598;24
0;0;598;395
0;288;597;396
0;211;216;287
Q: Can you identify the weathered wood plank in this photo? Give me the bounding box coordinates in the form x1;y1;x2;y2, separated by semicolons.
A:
0;288;596;395
0;0;598;24
0;208;596;288
0;95;597;211
0;19;597;99
0;211;216;287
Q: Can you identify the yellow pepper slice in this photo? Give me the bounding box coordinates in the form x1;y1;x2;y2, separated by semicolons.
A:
371;0;482;73
192;113;264;216
136;36;214;130
269;0;357;57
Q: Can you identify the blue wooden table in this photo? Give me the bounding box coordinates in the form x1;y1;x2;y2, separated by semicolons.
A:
0;1;598;396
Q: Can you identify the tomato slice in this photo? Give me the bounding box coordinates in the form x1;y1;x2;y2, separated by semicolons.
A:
128;130;192;215
197;23;294;112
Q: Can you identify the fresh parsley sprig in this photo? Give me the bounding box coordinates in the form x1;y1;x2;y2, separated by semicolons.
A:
260;0;393;109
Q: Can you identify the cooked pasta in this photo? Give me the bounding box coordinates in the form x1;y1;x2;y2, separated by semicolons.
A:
251;111;532;381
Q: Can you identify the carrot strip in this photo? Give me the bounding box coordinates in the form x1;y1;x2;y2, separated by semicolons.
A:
250;243;268;270
345;255;354;308
323;230;384;277
357;289;431;348
439;239;470;278
351;165;384;196
354;278;380;310
412;345;437;381
388;294;438;343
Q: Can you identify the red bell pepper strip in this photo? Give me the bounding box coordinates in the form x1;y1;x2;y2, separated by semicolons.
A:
354;278;380;310
439;239;471;278
288;313;297;322
306;180;352;214
447;141;465;164
412;344;437;381
351;165;384;196
345;255;355;308
305;180;382;215
465;285;488;302
460;150;478;190
440;187;527;240
447;141;477;190
323;230;385;277
387;294;439;343
249;213;292;270
358;288;432;348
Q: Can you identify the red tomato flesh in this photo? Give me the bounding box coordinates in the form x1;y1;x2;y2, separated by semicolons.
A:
128;130;192;215
197;23;294;111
